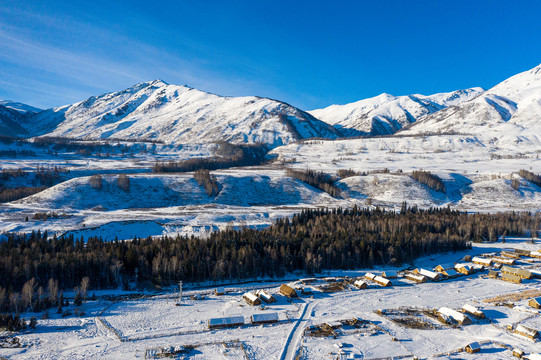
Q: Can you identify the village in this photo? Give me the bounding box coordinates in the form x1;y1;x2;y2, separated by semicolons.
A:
1;236;540;359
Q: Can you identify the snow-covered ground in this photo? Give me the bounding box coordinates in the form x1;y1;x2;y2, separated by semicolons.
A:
2;238;541;359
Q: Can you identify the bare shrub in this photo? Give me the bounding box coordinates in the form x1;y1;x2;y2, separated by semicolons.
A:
89;174;103;190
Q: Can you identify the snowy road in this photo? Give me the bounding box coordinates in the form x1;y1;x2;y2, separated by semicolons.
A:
279;299;317;360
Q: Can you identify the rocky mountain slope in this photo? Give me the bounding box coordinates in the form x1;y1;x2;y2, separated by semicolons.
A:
401;63;541;142
309;88;483;136
24;80;340;147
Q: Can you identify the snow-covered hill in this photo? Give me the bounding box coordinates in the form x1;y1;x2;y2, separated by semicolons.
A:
0;100;42;114
309;88;483;136
401;63;541;141
0;104;29;137
24;80;340;147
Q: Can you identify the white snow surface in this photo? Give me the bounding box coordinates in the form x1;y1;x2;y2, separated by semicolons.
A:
24;80;340;147
0;100;41;113
309;88;483;136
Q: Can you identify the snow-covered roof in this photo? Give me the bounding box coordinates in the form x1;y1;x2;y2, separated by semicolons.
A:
326;321;343;328
525;354;541;360
466;342;480;350
418;268;440;279
438;307;471;324
516;324;539;337
443;269;459;277
530;297;541;305
364;272;376;280
462;304;483;316
405;273;427;282
354;280;367;288
472;256;492;265
251;312;278;323
255;290;274;301
243;292;259;302
208;315;245;327
215;287;225;293
374;276;391;286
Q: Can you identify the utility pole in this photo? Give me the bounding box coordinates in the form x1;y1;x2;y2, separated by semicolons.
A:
178;281;183;305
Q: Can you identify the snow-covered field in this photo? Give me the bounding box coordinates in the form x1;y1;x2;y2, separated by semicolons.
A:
2;238;541;359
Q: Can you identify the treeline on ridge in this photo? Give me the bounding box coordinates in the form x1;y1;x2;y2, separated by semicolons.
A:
286;168;341;197
411;170;446;192
152;142;268;173
519;169;541;187
1;206;538;310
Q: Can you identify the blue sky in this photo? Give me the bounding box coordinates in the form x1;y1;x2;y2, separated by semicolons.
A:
1;0;540;110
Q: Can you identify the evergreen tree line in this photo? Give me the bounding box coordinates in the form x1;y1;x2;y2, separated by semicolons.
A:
1;207;538;301
286;168;341;197
193;169;220;196
519;169;541;187
152;142;268;173
0;166;65;203
411;170;446;192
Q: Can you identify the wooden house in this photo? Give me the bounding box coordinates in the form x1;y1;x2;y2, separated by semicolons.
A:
515;324;539;340
255;289;276;303
489;270;499;278
208;315;244;329
515;248;531;256
413;268;441;281
381;270;398;279
493;257;516;266
438;307;472;325
530;269;541;279
279;284;298;298
215;287;225;296
354;280;368;289
529;251;541;258
364;272;376;281
501;272;522;284
465;342;481;353
501;250;521;259
404;272;427;283
512;348;524;358
251;312;278;325
434;263;455;272
243;292;261;306
462;304;485;319
528;297;541;309
373;275;392;287
455;264;473;275
472;257;493;267
501;266;532;279
440;268;459;278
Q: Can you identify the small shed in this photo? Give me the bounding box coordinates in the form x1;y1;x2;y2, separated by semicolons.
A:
364;272;376;281
325;321;343;329
413;268;441;281
513;348;525;358
404;272;427;283
462;304;485;319
528;297;541;309
501;272;522;284
255;290;276;303
280;284;298;298
515;324;539;340
243;292;261;306
382;270;398;279
515;248;531;256
354;280;368;289
530;269;541;279
501;250;521;259
215;287;226;296
465;342;481;353
208;315;244;329
472;257;493;266
438;307;472;325
488;270;499;278
529;251;541;258
373;275;392;287
251;312;279;325
455;264;473;275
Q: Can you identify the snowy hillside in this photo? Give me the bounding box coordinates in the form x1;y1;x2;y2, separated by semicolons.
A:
309;88;483;136
0;100;42;114
401;63;541;141
24;80;340;147
0;104;29;137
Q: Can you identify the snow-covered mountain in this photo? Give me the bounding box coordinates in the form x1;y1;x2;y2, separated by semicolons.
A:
0;100;42;114
0;104;30;137
309;88;483;136
25;80;340;147
401;63;541;141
